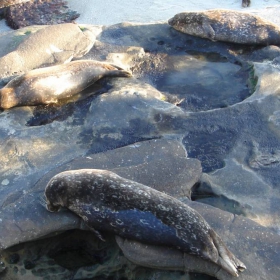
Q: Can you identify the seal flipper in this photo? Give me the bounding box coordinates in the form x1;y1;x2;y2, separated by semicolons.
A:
87;224;106;242
79;219;106;241
201;19;216;41
210;229;246;276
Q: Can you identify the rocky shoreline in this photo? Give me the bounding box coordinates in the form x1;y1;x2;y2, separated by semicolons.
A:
0;10;279;280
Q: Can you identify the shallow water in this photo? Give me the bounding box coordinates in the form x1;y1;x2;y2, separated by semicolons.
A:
154;52;252;112
2;230;217;280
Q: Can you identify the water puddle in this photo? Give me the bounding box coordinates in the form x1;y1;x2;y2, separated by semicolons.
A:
153;51;255;112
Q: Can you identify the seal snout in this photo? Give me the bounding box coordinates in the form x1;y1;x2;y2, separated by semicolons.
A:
168;17;174;26
0;87;17;109
46;202;61;212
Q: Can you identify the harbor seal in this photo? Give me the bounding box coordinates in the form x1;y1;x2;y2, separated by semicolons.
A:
44;169;246;277
168;9;280;45
0;60;132;109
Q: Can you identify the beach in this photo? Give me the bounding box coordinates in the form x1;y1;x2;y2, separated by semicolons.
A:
1;0;280;32
67;0;280;25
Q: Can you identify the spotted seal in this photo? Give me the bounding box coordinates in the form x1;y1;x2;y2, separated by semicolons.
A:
168;9;280;45
44;169;246;277
0;60;132;109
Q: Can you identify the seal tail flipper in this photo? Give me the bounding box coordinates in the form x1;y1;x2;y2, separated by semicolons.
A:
210;229;246;276
84;223;106;242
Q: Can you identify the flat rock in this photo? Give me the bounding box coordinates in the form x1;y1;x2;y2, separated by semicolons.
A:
4;0;80;29
0;0;30;8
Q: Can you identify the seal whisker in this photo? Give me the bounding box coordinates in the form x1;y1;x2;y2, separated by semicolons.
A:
38;195;47;208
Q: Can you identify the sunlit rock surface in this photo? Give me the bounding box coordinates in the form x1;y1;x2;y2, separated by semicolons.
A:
0;21;280;279
4;0;80;29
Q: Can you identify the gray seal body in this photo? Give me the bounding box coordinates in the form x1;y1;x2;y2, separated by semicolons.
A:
168;9;280;45
45;169;246;277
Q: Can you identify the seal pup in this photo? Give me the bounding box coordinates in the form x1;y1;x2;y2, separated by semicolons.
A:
168;9;280;45
44;169;246;277
0;60;132;109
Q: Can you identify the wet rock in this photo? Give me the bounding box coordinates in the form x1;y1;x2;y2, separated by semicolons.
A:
0;21;279;279
1;230;123;279
0;0;30;8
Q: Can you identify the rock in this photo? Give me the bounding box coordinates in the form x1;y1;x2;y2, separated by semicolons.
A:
168;10;280;45
4;0;80;29
0;23;99;81
0;0;30;8
0;21;280;279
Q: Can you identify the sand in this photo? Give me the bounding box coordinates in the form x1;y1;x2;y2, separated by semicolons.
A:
0;0;280;32
66;0;280;25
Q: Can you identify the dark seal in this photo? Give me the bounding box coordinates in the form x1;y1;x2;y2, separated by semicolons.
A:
0;60;132;109
44;169;246;276
168;9;280;45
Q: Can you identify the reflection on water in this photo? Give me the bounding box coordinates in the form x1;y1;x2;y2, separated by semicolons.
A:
154;51;253;112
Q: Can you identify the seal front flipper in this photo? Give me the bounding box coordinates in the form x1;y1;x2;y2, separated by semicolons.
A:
202;19;216;41
89;227;106;242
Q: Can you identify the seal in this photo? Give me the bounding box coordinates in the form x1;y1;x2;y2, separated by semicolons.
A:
44;169;246;277
0;60;132;109
168;9;280;45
